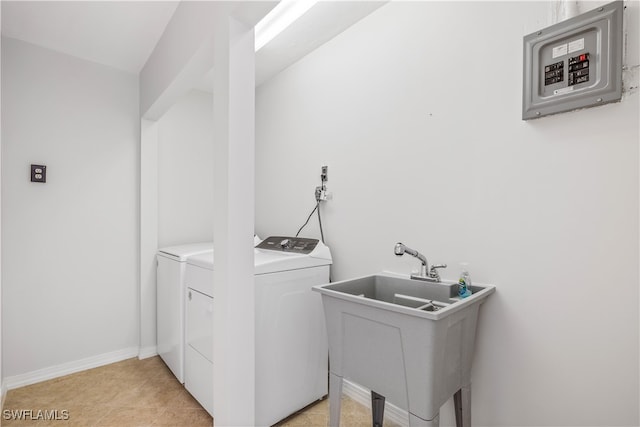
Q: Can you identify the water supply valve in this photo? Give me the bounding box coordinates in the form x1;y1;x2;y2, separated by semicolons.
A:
315;186;333;202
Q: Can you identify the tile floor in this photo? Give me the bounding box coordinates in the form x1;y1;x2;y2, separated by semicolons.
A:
2;357;210;427
1;356;394;427
274;395;400;427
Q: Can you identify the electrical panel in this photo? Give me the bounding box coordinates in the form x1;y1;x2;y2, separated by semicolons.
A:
522;1;623;120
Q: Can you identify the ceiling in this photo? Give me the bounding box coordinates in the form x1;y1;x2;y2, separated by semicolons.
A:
1;1;180;74
1;1;387;87
198;1;387;89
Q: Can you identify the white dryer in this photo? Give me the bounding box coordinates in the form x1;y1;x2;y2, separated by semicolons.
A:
184;236;332;425
156;242;213;383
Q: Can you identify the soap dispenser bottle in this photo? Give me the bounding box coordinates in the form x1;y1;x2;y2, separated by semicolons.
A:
458;263;472;298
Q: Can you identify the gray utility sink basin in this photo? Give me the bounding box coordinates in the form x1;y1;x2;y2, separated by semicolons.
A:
322;274;458;313
313;273;495;427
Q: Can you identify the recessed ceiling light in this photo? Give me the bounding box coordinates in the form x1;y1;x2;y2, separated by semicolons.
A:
254;0;318;52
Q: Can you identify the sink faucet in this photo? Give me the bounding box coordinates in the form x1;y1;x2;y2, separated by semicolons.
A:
394;242;446;282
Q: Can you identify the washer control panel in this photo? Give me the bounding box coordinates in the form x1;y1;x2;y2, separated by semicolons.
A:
256;236;319;254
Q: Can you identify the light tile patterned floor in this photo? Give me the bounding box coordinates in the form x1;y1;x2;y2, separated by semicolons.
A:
274;395;401;427
2;357;211;427
1;356;393;427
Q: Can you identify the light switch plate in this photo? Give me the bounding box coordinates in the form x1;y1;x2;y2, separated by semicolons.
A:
522;0;623;120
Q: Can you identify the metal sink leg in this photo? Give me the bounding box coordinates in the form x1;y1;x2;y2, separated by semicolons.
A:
453;386;471;427
371;391;385;427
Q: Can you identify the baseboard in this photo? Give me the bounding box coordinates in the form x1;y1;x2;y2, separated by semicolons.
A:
137;346;158;360
342;379;409;426
4;346;139;390
1;380;7;410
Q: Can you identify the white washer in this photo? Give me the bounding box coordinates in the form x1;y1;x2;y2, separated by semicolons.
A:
156;242;213;383
184;236;332;425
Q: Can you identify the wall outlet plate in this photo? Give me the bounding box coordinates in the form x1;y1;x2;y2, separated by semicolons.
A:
522;0;623;120
321;165;328;182
31;164;47;183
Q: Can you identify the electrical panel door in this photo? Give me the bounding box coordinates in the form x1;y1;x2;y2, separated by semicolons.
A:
523;1;623;120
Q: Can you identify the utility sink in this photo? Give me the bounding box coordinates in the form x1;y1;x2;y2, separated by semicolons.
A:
313;273;495;427
320;274;459;313
318;273;492;318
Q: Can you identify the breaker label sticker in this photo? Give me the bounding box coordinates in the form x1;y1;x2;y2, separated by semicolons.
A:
568;38;585;54
544;61;564;86
568;53;590;86
552;43;568;58
554;86;574;96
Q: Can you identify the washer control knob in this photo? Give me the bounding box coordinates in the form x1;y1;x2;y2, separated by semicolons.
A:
280;239;291;249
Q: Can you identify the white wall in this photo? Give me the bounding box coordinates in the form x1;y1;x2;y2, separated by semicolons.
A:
210;16;257;425
139;1;274;119
0;1;4;404
255;2;639;426
139;1;215;120
157;90;214;248
139;119;159;358
137;90;214;358
1;37;140;382
137;3;271;391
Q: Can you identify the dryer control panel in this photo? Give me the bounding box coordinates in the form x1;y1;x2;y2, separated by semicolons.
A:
256;236;319;254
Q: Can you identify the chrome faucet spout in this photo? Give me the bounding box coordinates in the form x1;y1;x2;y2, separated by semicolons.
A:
394;242;446;282
394;243;428;277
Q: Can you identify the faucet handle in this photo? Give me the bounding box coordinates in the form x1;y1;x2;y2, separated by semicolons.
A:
429;264;447;279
